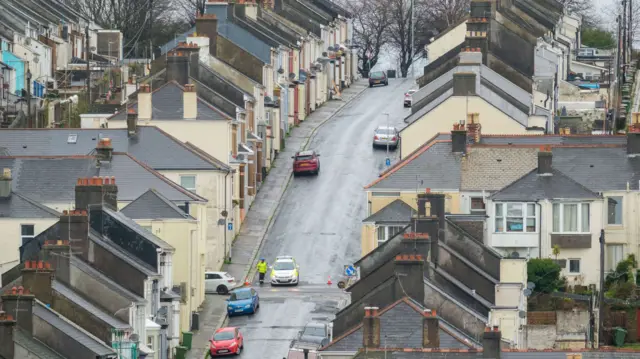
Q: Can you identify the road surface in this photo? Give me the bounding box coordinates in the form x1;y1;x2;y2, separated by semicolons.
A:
227;77;416;358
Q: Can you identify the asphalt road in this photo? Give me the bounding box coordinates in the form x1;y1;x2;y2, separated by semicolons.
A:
227;78;416;358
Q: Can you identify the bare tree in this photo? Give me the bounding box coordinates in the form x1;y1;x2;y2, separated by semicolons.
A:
424;0;469;30
386;0;434;77
342;0;391;77
176;0;207;26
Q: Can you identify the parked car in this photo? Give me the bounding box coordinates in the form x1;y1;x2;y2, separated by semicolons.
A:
226;287;259;316
293;322;331;349
210;327;244;356
372;126;399;150
369;71;388;87
205;271;238;295
292;150;320;176
270;256;300;286
404;89;417;107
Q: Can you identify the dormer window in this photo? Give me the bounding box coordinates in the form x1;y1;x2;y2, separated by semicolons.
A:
67;134;78;144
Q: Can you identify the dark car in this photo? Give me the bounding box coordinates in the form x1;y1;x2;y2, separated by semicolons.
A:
291;322;330;350
369;71;388;87
292;150;320;176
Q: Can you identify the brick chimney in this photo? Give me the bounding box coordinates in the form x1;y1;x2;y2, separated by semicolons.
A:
401;233;430;259
415;191;445;267
21;260;55;307
451;122;467;153
0;311;16;359
627;115;640;156
166;50;192;85
127;108;138;137
466;4;490;54
183;84;198;120
75;177;118;211
537;145;552;175
459;47;483;65
1;286;34;334
422;309;439;348
0;168;11;198
137;84;152;121
394;254;425;301
482;325;501;358
40;240;71;284
466;113;481;144
195;14;218;57
95;137;113;164
362;307;380;348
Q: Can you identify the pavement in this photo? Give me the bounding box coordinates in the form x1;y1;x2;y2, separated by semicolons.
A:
187;77;415;358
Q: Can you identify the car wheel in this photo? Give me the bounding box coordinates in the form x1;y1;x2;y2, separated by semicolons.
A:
369;84;373;87
216;285;229;295
235;346;242;355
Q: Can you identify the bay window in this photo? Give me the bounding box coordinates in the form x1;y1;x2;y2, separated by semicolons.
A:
494;203;536;233
552;203;590;233
377;225;406;245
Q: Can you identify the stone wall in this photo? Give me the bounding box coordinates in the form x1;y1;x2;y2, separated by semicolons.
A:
526;310;590;349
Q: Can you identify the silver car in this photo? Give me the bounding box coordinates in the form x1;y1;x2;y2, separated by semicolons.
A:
372;126;399;150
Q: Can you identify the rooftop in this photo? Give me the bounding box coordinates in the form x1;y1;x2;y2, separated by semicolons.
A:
491;168;601;201
362;199;416;224
0;191;60;218
121;189;195;220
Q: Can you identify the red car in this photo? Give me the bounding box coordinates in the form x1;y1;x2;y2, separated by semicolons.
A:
209;327;244;356
292;150;320;176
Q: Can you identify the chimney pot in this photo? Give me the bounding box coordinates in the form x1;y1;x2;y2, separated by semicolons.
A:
423;307;440;348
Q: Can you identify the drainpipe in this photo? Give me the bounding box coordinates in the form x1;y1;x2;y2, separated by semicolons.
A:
224;170;230;261
536;201;542;258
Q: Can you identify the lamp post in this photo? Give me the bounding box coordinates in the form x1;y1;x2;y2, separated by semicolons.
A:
26;68;32;127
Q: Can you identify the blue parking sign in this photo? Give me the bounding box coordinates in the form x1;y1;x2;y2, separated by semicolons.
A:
385;158;391;166
344;265;356;276
227;222;233;231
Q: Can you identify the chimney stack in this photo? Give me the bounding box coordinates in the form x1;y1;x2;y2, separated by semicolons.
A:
41;240;72;284
362;307;380;348
0;168;11;198
401;233;431;259
1;286;34;335
59;210;90;261
195;14;218;57
394;254;425;301
21;260;55;307
75;177;118;211
459;47;483;64
166;49;192;85
138;84;152;121
627;114;640;156
482;325;501;358
466;113;481;144
127;108;138;136
95;137;113;164
537;145;553;175
451;122;467;153
415;191;444;267
183;84;198;120
0;311;16;359
422;309;440;348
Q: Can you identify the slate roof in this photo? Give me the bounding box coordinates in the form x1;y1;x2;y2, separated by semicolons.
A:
353;349;640;358
362;199;416;224
102;207;175;251
0;154;206;203
108;81;232;121
52;280;131;330
33;301;117;357
0;192;60;218
0;127;227;171
121;189;195;220
70;256;146;304
322;297;479;352
88;229;160;277
366;139;461;191
491;168;600;201
13;328;66;359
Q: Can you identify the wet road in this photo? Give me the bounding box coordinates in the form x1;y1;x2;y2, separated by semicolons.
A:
228;78;415;358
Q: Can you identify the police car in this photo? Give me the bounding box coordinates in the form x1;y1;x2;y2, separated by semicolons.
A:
270;256;300;286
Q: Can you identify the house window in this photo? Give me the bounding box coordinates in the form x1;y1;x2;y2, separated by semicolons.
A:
606;244;624;271
141;225;152;232
470;197;485;214
552;203;590;233
371;192;401;197
180;175;197;193
607;196;623;225
494;203;536;233
21;224;35;245
568;259;581;274
147;336;154;350
377;225;406;245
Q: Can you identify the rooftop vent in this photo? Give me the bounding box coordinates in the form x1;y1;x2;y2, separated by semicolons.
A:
67;133;78;144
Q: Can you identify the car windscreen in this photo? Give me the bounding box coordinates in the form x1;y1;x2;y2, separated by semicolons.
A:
303;326;326;337
295;155;313;161
375;129;395;135
370;72;384;79
230;291;251;300
274;261;295;270
213;331;235;341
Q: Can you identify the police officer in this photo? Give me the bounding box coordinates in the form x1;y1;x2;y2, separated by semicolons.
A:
257;258;268;284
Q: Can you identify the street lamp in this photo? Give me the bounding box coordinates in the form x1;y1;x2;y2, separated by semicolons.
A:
26;69;32;127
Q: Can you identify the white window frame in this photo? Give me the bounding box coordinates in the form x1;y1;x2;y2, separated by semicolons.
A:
606;244;624;272
607;196;623;226
568;258;581;274
180;175;197;193
552;202;590;234
377;225;406;245
494;203;537;233
470;197;486;214
147;335;154;350
21;224;35;244
371;192;401;197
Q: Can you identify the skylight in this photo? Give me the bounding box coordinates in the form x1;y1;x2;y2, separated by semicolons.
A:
67;134;78;144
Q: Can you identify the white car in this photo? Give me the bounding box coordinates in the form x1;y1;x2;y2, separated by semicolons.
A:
404;89;417;107
270;256;300;286
205;271;238;295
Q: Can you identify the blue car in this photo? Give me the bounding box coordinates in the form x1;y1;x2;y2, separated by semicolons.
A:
226;287;259;316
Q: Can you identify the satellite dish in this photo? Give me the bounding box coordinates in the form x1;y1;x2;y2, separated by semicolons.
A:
523;288;532;297
129;333;140;342
527;282;536;290
277;67;284;74
217;218;225;225
518;310;527;318
91;46;97;51
510;251;520;258
288;73;296;81
221;210;228;217
33;56;39;64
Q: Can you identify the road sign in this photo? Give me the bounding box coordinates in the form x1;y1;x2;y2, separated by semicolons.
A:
227;222;233;231
344;265;356;277
385;158;391;167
